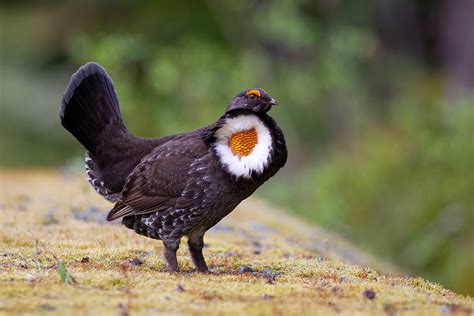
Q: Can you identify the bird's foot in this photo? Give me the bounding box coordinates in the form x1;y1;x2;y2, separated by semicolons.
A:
163;240;180;273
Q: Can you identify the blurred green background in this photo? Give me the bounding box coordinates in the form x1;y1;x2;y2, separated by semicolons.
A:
1;0;473;295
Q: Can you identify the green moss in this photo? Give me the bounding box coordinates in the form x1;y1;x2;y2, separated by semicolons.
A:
0;170;472;315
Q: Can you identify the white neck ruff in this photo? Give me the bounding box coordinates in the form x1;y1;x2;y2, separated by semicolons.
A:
213;114;272;179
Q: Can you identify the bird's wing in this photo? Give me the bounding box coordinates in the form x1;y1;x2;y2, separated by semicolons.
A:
106;136;209;221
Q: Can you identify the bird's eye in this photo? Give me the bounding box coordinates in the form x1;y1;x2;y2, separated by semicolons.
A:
245;89;261;100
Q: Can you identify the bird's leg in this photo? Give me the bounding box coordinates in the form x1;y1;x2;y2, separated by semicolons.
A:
163;239;180;272
188;231;208;272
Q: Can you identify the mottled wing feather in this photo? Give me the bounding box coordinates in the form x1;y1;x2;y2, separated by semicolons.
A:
144;153;231;238
107;137;209;221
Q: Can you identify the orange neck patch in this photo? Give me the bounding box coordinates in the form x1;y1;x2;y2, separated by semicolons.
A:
228;128;258;157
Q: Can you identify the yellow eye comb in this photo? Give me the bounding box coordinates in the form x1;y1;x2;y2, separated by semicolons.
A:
245;89;261;98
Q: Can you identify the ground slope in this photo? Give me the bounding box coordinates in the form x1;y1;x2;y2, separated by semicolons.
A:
0;169;472;315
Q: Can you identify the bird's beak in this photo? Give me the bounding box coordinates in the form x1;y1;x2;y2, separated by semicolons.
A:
261;98;278;113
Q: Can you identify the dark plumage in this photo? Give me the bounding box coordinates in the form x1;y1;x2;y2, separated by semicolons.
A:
60;62;287;272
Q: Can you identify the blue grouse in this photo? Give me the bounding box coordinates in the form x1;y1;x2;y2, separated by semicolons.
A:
60;62;287;272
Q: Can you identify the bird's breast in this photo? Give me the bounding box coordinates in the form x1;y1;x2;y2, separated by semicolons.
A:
212;114;273;179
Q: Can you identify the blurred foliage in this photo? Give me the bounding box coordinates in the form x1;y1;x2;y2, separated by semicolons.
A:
0;1;472;294
265;99;474;294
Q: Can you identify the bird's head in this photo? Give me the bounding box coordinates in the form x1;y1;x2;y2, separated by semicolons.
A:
226;88;278;114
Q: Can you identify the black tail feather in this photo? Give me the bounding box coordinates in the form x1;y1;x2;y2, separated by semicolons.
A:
60;62;125;156
60;62;165;196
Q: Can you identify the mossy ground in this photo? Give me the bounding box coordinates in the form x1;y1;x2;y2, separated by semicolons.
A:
0;169;472;315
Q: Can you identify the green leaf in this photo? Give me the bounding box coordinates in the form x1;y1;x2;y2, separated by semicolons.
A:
58;261;75;285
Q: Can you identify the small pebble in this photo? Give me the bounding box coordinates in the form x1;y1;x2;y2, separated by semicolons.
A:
262;293;274;300
262;269;281;284
332;286;341;293
175;284;186;292
239;266;256;273
266;276;275;284
128;258;143;266
262;269;281;278
130;250;152;257
338;277;350;283
364;289;376;299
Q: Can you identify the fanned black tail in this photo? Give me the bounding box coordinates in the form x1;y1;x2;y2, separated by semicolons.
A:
60;62;125;156
60;62;164;197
